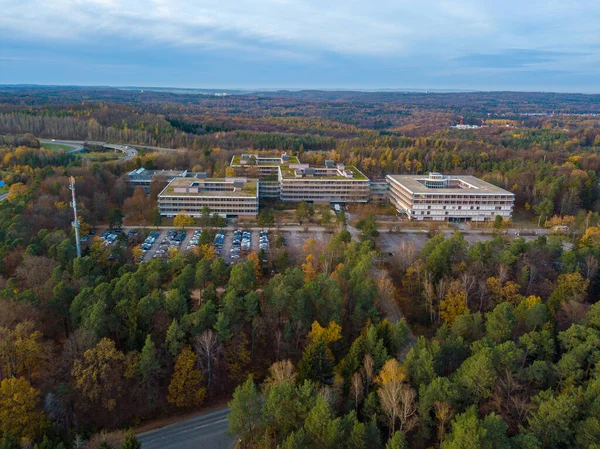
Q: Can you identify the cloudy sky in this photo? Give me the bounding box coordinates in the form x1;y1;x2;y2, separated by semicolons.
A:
1;0;599;92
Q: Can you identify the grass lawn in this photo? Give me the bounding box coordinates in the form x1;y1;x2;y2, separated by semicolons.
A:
40;142;74;152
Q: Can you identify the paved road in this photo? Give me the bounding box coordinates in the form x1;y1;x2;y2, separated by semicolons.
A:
0;193;7;202
36;138;187;162
39;139;85;153
137;407;236;449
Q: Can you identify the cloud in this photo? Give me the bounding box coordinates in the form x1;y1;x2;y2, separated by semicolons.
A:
1;0;600;90
1;0;598;57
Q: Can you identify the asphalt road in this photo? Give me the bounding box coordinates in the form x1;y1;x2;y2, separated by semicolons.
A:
137;407;236;449
38;139;139;161
0;193;7;202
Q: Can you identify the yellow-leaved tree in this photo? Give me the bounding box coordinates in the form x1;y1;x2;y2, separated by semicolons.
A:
307;321;342;344
247;252;262;280
173;211;195;229
440;280;467;325
0;377;46;442
301;254;319;281
167;346;206;408
0;320;44;381
71;338;125;411
375;358;417;435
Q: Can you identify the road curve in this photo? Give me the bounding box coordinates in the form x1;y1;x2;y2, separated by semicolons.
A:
137;407;236;449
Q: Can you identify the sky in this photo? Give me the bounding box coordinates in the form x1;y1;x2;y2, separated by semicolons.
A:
1;0;599;92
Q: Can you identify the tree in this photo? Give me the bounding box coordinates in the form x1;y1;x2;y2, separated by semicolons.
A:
350;372;364;413
533;198;553;227
71;338;125;411
441;407;486;449
120;431;141;449
173;211;194;229
385;431;408;449
454;350;497;403
139;335;161;407
123;187;153;225
152;208;162;227
307;321;342;344
193;330;222;391
247;252;262;280
301;254;319;281
440;281;467;325
167;346;206;408
258;211;275;227
225;166;237;177
304;394;342;448
0;377;46;442
356;214;380;241
297;338;335;385
108;208;124;229
375;359;417;434
493;215;504;233
225;332;251;383
165;319;184;359
486;302;517;344
132;244;143;262
296;201;312;224
228;376;261;448
0;320;44;380
7;182;27;201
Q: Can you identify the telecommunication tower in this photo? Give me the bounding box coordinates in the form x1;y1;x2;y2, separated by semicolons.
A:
69;176;82;258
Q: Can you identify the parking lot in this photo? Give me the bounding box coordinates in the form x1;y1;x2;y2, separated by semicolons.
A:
281;229;331;264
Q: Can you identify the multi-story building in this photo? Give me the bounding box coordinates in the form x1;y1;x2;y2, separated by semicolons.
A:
386;172;514;222
369;180;390;203
230;153;300;198
127;168;189;192
127;168;209;193
158;177;259;218
278;161;370;203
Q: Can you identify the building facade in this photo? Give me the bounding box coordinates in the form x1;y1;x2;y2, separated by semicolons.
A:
158;177;259;217
278;162;370;203
386;173;514;222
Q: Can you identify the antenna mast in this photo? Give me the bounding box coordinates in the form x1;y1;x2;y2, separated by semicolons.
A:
69;176;82;258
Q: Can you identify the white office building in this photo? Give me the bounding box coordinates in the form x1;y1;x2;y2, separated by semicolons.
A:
386;172;514;222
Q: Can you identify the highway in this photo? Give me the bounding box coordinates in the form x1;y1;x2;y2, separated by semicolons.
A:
137;407;236;449
37;139;153;162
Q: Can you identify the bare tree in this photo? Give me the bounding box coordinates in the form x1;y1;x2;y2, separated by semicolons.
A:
423;272;436;323
435;278;449;323
350;372;364;413
398;385;418;433
525;264;538;296
394;241;418;272
193;330;222;391
266;360;295;385
460;272;477;308
434;401;453;446
477;280;488;311
497;264;510;284
362;354;375;395
583;254;598;280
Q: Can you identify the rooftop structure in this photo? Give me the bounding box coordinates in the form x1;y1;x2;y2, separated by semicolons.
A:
158;177;259;217
230;153;299;167
127;168;207;192
278;163;370;203
386;172;514;222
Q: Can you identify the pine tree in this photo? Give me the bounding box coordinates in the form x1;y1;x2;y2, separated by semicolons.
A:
120;431;141;449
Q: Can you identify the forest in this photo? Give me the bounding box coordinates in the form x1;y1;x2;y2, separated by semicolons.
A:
1;87;600;448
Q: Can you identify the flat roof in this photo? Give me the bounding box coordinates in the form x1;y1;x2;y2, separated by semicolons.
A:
159;177;258;198
386;174;514;195
231;154;300;166
280;164;369;181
